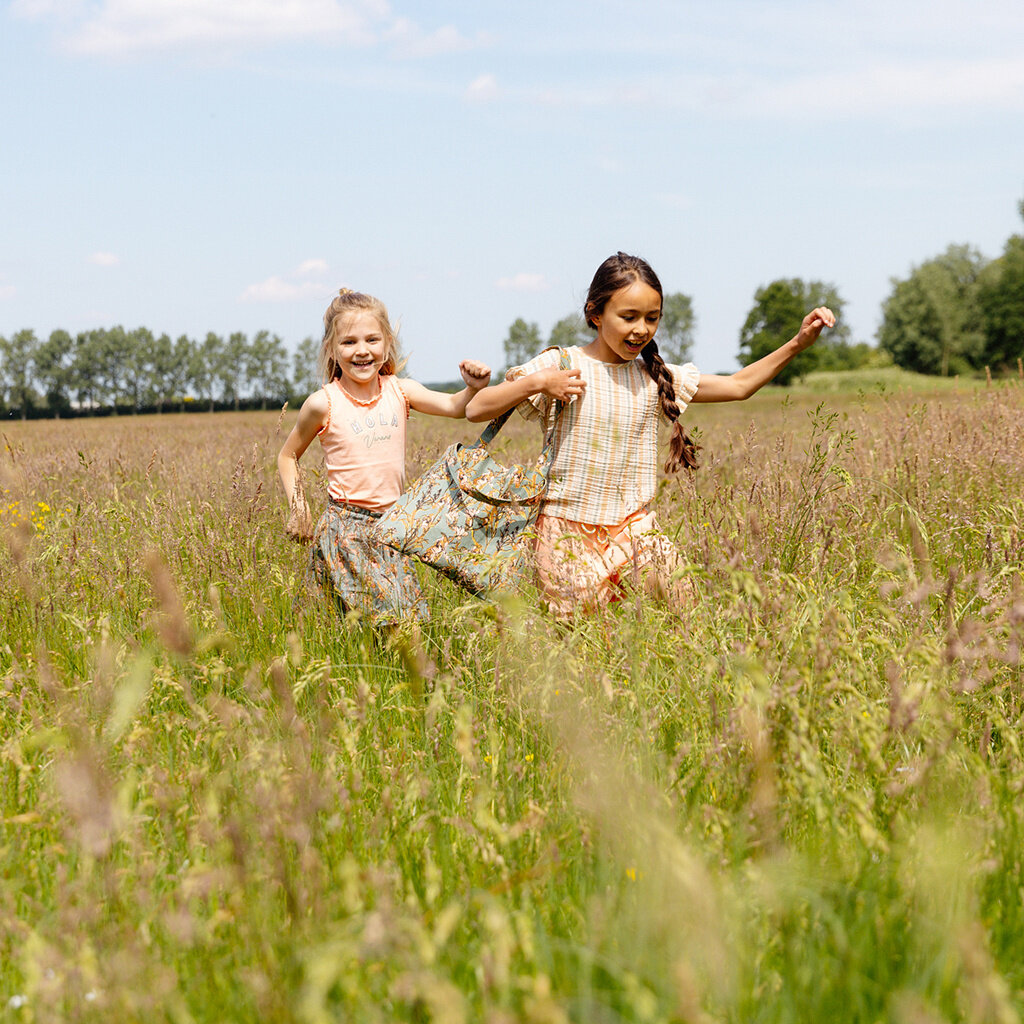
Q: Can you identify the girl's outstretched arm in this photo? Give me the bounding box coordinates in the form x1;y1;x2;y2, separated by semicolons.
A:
692;307;836;403
277;390;328;541
400;360;492;418
465;366;585;422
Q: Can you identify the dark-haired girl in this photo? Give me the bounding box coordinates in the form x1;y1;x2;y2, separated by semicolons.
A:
465;252;835;617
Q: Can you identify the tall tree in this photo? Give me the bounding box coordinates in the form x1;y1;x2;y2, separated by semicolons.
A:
191;333;221;412
250;330;290;409
978;212;1024;372
94;326;133;412
34;329;74;417
171;335;194;410
125;327;154;412
878;245;987;375
0;329;39;419
213;331;249;410
739;280;847;385
503;318;542;370
72;329;104;412
658;292;696;364
146;333;175;412
292;335;321;402
548;313;590;351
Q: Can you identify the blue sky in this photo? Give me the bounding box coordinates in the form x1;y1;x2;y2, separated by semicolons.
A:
2;0;1023;380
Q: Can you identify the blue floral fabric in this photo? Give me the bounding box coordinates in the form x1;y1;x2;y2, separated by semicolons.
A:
374;350;569;595
310;499;429;623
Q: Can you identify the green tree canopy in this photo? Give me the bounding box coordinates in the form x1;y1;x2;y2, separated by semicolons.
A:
503;318;543;371
34;329;74;416
878;245;987;375
0;329;39;419
292;336;321;401
548;313;590;351
978;231;1024;372
657;292;696;364
250;330;290;409
217;331;249;410
739;279;847;385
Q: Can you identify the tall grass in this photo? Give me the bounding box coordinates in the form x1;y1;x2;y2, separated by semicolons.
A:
1;381;1022;1022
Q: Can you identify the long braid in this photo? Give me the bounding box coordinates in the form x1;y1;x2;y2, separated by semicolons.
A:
641;341;701;473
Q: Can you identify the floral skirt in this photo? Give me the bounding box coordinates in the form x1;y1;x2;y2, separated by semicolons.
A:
533;507;693;617
310;499;428;625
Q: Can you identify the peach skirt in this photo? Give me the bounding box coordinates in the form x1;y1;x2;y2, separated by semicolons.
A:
533;508;690;617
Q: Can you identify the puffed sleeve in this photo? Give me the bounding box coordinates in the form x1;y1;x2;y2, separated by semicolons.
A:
504;347;563;423
668;362;700;409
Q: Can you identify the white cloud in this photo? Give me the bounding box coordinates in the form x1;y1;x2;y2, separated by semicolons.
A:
296;258;329;276
240;259;335;302
749;56;1024;118
12;0;487;59
0;281;16;301
65;0;383;55
512;49;1024;120
11;0;87;16
466;73;498;103
385;18;485;59
496;272;548;292
240;277;335;303
89;251;119;266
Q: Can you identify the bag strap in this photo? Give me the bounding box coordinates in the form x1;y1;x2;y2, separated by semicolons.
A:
474;347;572;448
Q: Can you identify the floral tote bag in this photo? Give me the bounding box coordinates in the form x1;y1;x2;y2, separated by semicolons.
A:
374;349;569;595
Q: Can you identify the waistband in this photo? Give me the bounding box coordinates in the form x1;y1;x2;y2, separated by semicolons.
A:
328;496;383;519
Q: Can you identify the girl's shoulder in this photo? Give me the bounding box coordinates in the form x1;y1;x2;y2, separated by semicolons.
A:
296;384;331;434
507;345;575;381
383;374;414;415
301;384;331;415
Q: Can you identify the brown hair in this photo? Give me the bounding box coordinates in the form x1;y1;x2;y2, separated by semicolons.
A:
584;252;701;473
318;289;402;383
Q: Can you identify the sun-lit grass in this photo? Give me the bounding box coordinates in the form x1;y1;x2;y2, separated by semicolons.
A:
796;364;1001;393
1;381;1022;1022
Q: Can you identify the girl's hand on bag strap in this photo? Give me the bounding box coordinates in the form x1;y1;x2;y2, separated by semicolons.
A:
541;367;585;403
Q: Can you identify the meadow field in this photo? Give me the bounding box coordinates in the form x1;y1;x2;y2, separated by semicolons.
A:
1;377;1022;1023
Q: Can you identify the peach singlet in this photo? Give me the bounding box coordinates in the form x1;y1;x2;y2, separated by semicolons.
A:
317;375;409;512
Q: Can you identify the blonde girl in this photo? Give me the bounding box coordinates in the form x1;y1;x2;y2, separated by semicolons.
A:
465;252;835;617
278;288;491;624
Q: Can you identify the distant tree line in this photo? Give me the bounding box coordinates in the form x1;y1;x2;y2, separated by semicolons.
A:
0;327;323;420
5;202;1022;418
502;198;1024;383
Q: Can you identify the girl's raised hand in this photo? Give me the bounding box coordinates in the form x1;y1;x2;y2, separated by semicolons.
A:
794;307;836;350
542;367;586;403
459;360;492;390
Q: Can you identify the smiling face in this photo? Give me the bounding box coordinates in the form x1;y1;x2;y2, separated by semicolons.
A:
332;310;390;395
585;278;663;364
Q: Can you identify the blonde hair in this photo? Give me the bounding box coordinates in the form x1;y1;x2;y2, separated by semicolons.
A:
317;289;403;383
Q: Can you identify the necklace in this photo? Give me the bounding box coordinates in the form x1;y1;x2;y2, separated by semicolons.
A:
337;377;382;407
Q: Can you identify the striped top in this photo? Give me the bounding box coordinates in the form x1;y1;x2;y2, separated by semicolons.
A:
507;346;700;524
